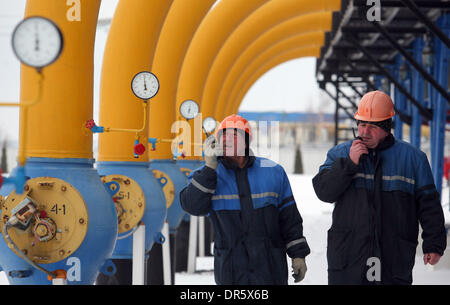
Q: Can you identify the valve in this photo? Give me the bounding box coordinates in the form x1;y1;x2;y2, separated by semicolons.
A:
85;119;104;133
32;215;57;246
148;138;157;151
173;146;186;160
133;139;146;158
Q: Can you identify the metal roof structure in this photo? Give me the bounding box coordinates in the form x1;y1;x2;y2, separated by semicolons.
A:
317;0;449;128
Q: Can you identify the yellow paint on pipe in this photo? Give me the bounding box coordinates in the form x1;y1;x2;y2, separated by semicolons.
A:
203;11;332;121
228;46;321;117
149;0;215;160
20;0;101;160
204;0;340;121
98;0;173;162
224;32;325;117
175;0;269;159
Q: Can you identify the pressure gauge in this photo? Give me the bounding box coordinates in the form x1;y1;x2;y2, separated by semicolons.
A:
180;100;199;120
11;16;63;69
203;117;217;134
131;71;159;100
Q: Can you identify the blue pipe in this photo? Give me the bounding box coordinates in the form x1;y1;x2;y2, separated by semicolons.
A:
0;158;117;284
431;14;449;198
393;56;405;140
176;159;205;223
96;161;167;258
149;160;188;234
411;38;425;149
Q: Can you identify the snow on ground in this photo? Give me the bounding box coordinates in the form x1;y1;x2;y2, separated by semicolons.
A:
175;174;450;285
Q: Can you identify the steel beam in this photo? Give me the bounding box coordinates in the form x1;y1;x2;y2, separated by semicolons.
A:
399;0;450;49
370;21;450;103
346;33;433;120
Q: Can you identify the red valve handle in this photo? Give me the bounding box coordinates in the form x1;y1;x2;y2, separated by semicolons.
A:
134;143;146;156
85;119;96;129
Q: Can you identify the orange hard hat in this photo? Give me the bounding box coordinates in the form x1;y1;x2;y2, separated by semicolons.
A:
216;114;252;141
354;90;395;122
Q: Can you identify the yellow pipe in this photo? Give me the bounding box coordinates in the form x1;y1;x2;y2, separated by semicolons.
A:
223;32;325;117
203;11;333;120
20;0;101;161
200;0;340;119
228;46;321;117
3;72;43;165
149;0;215;160
175;0;269;159
98;0;173;162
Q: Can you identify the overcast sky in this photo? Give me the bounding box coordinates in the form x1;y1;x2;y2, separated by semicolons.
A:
0;0;335;144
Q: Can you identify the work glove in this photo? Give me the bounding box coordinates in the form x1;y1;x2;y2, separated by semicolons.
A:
203;135;222;170
292;257;307;283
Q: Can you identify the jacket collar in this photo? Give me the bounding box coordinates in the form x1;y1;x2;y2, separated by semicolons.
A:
374;133;395;152
219;149;256;170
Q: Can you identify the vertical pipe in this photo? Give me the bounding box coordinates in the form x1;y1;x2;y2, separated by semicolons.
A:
98;0;173;162
20;0;101;160
132;224;146;285
149;0;215;160
411;38;424;149
431;15;449;197
162;222;172;285
198;216;205;257
187;215;198;274
394;56;404;140
334;82;339;146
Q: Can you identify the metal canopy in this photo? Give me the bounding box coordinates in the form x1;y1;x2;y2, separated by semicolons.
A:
317;0;446;87
316;0;449;144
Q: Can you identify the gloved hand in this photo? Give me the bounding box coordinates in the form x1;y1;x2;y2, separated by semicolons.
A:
292;257;307;283
203;135;222;170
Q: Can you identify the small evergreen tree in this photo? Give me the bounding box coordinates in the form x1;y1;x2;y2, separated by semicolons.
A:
294;145;303;174
1;140;7;174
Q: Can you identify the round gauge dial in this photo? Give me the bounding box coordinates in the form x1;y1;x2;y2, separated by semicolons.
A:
202;117;217;133
180;100;199;120
12;16;63;69
131;71;159;100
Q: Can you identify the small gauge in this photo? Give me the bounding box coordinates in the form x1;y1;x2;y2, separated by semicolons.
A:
131;71;159;100
11;16;63;69
180;100;199;120
202;117;217;134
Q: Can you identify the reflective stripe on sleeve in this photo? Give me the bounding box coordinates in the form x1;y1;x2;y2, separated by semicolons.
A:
286;238;306;250
191;178;215;194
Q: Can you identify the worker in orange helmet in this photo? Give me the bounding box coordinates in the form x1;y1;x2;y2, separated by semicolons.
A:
313;90;446;285
180;114;310;285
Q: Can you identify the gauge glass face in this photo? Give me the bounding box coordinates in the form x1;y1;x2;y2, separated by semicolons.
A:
180;100;199;120
12;16;63;68
203;117;217;133
131;71;159;100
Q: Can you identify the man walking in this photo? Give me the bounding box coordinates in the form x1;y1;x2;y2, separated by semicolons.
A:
180;114;310;285
313;90;446;285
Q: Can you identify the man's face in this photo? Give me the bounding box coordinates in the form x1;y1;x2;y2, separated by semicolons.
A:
219;129;246;157
357;122;389;149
